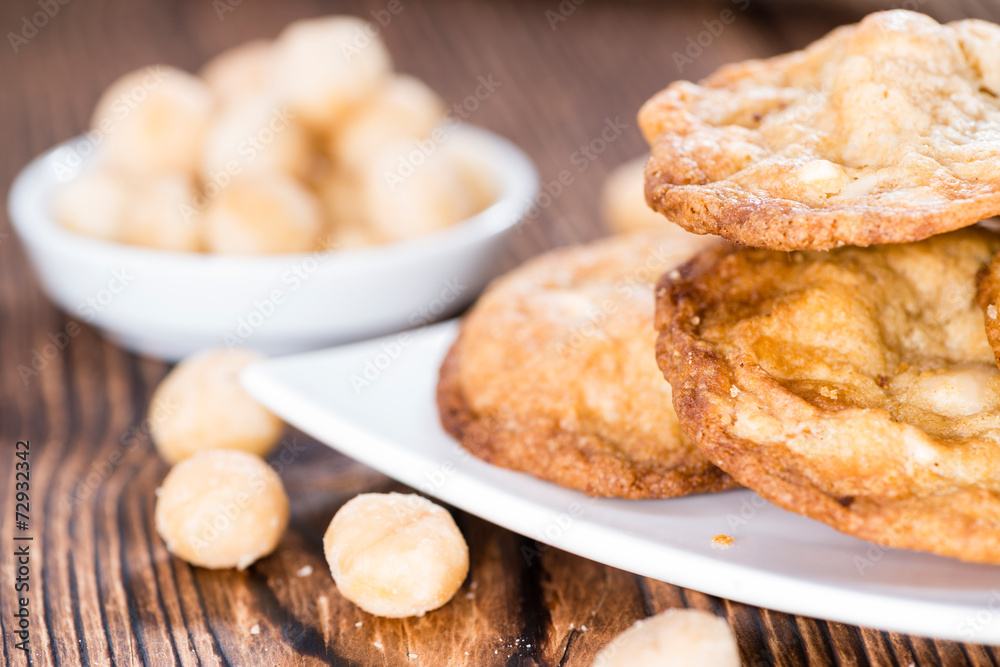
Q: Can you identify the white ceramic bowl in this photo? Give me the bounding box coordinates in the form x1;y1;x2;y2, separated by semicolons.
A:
8;125;538;361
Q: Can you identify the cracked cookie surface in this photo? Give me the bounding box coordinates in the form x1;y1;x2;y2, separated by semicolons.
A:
656;227;1000;562
641;10;1000;250
437;232;735;499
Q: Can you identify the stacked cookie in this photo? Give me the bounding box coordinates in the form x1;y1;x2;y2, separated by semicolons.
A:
644;10;1000;564
438;9;1000;566
437;232;736;499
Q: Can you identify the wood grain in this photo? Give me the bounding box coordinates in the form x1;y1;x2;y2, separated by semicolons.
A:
2;0;1000;665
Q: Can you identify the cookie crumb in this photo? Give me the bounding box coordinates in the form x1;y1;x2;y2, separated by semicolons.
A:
355;621;363;628
729;385;740;398
296;565;313;577
818;386;839;400
989;305;998;321
712;534;735;549
249;624;260;635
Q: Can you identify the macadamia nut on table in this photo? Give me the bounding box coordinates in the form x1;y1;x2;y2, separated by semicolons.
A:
324;493;469;618
155;449;289;570
592;608;740;667
150;348;283;464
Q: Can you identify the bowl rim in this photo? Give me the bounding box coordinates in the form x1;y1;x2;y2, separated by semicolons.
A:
7;124;539;272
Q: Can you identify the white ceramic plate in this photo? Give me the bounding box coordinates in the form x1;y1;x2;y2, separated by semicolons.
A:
242;320;1000;645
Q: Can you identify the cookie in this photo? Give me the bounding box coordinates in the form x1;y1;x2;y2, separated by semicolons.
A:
977;250;1000;370
640;10;1000;251
656;227;1000;563
437;232;736;499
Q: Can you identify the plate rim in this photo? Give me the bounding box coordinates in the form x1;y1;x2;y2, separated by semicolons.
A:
242;320;1000;645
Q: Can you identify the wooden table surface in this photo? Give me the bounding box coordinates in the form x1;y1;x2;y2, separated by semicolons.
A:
4;0;1000;665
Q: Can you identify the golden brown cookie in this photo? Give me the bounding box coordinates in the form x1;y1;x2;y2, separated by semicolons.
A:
437;232;735;499
640;10;1000;251
657;227;1000;563
977;251;1000;370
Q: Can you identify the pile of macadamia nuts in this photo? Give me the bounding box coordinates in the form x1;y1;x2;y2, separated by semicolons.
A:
54;16;496;255
150;347;471;619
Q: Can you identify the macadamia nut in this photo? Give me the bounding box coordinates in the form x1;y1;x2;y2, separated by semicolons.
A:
155;449;289;570
121;172;203;252
316;169;388;249
360;142;492;243
200;95;313;181
91;65;213;174
199;40;275;105
592;609;740;667
601;156;697;236
203;172;322;254
54;167;202;251
324;493;469;618
52;166;130;241
67;16;484;256
150;348;283;464
273;16;392;129
327;75;445;169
